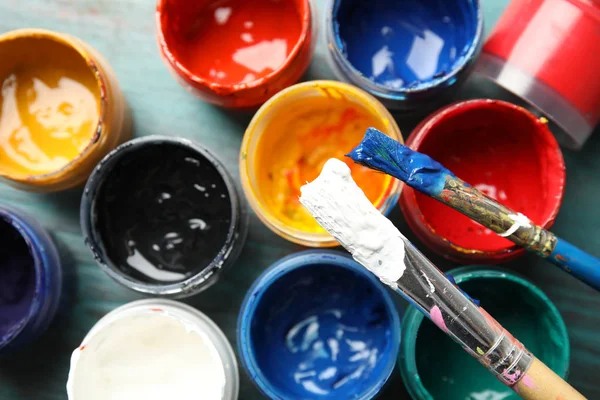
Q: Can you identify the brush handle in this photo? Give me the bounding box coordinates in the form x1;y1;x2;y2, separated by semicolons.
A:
440;175;600;291
550;238;600;291
515;357;586;400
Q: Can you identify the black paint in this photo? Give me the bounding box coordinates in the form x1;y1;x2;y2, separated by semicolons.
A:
96;143;233;284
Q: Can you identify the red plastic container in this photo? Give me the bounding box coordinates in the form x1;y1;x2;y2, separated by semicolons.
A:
476;0;600;150
400;100;566;264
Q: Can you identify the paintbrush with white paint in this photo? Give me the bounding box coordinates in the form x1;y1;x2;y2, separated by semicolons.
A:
300;158;585;400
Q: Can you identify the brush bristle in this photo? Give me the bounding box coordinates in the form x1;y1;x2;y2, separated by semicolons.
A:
347;128;453;196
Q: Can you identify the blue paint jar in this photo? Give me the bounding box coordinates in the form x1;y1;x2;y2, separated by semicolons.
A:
325;0;483;111
238;250;401;399
0;205;62;353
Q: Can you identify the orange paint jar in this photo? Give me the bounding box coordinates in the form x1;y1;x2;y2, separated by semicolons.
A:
0;29;130;192
240;81;403;247
156;0;317;109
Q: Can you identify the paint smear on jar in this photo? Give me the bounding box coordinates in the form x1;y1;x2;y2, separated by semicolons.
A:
0;59;100;177
255;101;389;233
167;0;303;86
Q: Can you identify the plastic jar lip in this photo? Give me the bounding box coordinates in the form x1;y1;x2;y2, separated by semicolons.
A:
67;299;239;400
399;99;566;264
0;28;123;190
80;135;248;298
0;205;62;352
323;0;484;109
155;0;318;107
237;249;402;400
398;266;570;400
239;80;404;247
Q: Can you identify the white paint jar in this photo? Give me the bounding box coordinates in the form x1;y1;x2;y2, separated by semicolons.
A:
66;299;239;400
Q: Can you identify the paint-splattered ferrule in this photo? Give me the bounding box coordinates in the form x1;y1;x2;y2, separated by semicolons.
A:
325;0;483;112
0;205;63;353
399;266;570;400
0;29;131;192
477;0;600;150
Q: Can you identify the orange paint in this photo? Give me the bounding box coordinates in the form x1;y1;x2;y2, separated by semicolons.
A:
255;100;390;233
0;31;101;180
157;0;315;108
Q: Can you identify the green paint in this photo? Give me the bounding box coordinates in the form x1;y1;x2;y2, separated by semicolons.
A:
400;267;570;400
476;347;484;355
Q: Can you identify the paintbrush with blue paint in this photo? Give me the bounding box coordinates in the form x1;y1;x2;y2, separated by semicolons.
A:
348;127;600;292
300;159;585;400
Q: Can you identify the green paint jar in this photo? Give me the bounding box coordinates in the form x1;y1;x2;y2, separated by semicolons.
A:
399;266;570;400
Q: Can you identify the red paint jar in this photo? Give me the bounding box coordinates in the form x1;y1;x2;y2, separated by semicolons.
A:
156;0;316;109
400;100;566;264
476;0;600;150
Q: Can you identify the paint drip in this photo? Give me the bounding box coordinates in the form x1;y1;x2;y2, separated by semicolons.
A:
299;158;405;284
96;143;232;283
164;0;303;86
0;222;35;343
67;312;227;400
249;263;394;398
333;0;478;89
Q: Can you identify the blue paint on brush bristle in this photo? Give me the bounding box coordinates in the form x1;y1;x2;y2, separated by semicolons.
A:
347;128;454;196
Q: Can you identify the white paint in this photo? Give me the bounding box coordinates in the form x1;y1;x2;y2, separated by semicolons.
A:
299;158;405;284
421;271;435;293
498;213;531;238
67;312;227;400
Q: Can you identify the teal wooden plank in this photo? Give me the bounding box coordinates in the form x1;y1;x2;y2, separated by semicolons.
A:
0;0;599;399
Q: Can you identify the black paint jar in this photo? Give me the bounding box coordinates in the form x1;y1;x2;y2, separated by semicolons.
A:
81;136;247;298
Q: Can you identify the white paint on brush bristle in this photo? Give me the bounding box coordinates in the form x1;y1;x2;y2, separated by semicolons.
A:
299;158;405;284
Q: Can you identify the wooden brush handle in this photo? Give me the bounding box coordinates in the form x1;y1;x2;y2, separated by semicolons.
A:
515;357;586;400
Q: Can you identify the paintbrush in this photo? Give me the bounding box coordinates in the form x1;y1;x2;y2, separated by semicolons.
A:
300;158;585;400
347;127;600;292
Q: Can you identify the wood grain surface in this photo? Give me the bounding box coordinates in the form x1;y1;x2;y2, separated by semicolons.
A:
0;0;598;399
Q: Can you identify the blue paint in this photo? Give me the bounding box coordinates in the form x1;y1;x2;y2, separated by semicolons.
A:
0;205;62;353
237;250;401;400
347;128;453;197
331;0;480;92
551;238;600;292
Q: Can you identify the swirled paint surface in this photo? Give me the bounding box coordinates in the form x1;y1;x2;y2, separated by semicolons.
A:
333;0;478;89
0;39;100;177
249;264;394;398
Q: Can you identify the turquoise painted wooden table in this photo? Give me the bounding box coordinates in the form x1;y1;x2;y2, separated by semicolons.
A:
0;0;598;399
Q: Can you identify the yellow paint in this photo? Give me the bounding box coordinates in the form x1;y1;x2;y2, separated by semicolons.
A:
0;40;100;178
255;97;391;233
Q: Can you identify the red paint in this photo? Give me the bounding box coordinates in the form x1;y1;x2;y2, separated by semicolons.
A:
80;345;85;351
400;100;565;263
149;308;163;312
157;0;314;108
483;0;600;139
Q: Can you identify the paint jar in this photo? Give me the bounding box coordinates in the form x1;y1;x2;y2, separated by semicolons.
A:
400;99;565;264
0;29;130;192
399;266;570;400
325;0;483;111
240;80;403;247
238;250;401;399
156;0;317;109
67;299;238;399
0;205;62;353
81;136;248;298
476;0;600;150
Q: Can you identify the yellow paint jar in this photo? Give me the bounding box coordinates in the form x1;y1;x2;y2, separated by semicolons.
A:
0;29;130;192
240;80;403;247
